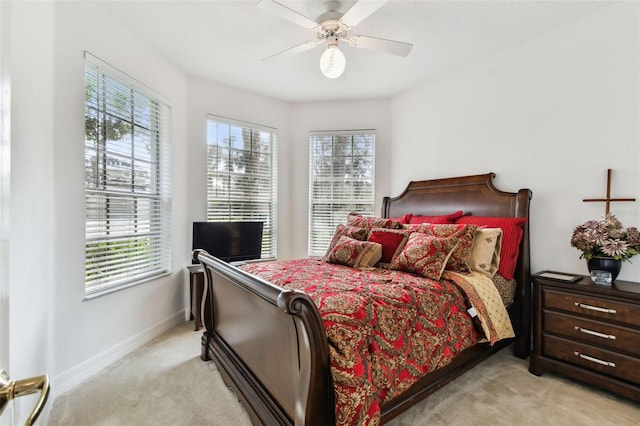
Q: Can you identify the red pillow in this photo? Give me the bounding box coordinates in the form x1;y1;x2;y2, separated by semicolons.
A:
454;216;527;280
408;210;464;224
390;213;412;224
367;228;411;265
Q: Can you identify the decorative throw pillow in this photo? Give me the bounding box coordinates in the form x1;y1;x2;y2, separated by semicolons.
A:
411;223;478;273
467;228;502;278
325;236;382;268
392;233;457;280
407;210;464;224
493;273;517;305
367;228;411;267
347;212;404;230
390;213;412;224
455;216;527;280
324;224;369;260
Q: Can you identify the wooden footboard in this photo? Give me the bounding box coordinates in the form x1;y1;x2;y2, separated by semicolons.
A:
195;251;334;425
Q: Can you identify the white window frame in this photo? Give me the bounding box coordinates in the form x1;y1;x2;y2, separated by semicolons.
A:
84;53;172;297
206;115;278;259
308;130;375;257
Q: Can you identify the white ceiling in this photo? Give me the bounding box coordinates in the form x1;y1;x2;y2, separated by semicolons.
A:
97;0;613;103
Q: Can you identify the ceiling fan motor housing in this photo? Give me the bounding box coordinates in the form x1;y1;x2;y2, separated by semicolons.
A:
317;19;350;41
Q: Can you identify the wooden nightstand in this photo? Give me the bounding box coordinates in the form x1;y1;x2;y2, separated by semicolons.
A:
529;274;640;401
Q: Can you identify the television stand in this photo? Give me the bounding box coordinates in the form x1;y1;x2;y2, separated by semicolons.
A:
187;265;204;331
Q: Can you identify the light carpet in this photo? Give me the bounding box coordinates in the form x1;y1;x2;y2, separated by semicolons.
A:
48;321;640;425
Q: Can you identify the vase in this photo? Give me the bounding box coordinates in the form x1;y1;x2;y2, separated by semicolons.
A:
587;256;621;285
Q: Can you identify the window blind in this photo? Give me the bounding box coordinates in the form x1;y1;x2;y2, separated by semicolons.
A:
308;131;375;256
84;55;172;296
206;117;278;259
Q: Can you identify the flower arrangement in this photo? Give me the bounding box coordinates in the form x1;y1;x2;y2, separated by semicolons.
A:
570;214;640;262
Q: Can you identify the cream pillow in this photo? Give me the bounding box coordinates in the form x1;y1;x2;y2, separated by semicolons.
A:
468;228;502;277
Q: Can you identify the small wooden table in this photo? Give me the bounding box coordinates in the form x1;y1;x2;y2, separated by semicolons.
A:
187;265;205;331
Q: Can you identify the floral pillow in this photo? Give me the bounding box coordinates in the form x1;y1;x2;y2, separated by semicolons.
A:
392;233;458;280
324;224;369;260
347;212;404;230
411;223;478;273
467;228;502;278
325;236;383;268
367;228;411;267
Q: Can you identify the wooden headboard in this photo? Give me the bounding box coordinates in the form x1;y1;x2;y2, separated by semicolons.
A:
381;172;533;358
382;172;530;219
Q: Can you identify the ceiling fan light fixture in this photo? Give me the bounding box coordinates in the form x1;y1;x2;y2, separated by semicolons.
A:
260;0;413;77
319;44;345;79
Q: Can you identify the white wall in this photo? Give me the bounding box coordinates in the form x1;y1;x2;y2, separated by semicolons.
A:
0;0;10;372
53;1;190;388
289;100;392;259
9;0;55;387
186;77;292;259
7;3;57;419
9;0;189;402
391;2;640;281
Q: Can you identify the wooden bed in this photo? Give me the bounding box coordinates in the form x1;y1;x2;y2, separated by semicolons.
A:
195;172;532;425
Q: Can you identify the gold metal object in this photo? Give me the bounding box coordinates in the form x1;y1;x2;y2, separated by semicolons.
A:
0;369;50;425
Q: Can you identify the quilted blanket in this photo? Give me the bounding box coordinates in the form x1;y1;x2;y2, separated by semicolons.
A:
240;258;509;425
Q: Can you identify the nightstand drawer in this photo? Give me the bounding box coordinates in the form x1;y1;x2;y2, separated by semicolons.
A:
544;311;640;357
544;289;640;328
543;334;640;384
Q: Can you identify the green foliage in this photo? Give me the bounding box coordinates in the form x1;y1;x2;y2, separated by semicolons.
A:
85;238;151;281
84;76;133;142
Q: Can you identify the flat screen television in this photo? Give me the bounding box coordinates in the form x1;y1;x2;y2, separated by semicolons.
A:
192;221;263;263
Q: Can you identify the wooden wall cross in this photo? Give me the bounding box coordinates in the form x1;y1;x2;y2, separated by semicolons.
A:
583;169;636;215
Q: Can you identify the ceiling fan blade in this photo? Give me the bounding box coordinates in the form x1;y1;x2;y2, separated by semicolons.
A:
262;39;324;62
348;35;413;57
257;0;319;30
340;0;388;28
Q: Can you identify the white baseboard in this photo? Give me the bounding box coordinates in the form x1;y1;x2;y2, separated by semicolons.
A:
50;311;185;398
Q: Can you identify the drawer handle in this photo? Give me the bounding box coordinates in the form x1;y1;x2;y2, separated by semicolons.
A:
574;351;616;368
574;302;616;314
574;326;616;340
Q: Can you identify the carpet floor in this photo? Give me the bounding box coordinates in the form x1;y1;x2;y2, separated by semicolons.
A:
48;321;640;425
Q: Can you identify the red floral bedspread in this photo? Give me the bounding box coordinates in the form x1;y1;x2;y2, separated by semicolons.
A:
240;258;483;426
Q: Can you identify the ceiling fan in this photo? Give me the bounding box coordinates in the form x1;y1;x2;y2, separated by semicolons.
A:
257;0;413;79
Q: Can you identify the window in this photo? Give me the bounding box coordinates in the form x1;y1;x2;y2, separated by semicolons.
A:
206;117;278;259
84;53;172;296
308;131;375;256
